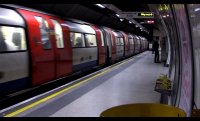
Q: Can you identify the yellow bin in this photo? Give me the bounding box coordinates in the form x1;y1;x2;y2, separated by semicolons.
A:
100;103;186;117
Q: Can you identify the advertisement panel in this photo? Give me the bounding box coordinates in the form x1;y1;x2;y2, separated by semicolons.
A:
174;4;193;116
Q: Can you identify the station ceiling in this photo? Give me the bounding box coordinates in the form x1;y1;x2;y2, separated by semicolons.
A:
16;4;156;38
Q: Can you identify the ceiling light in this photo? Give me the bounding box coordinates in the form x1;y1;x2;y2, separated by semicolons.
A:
95;4;105;8
120;19;124;21
195;8;200;12
129;21;132;24
116;14;120;17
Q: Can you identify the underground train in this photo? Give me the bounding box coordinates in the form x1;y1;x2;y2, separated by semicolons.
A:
0;5;148;96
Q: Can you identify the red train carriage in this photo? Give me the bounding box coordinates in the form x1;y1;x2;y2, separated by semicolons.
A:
17;9;73;86
0;5;148;97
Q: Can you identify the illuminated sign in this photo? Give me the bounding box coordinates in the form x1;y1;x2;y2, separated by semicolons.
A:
158;4;169;11
146;20;154;24
119;12;154;18
138;12;154;17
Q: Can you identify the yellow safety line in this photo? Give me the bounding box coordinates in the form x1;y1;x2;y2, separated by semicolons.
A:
4;68;112;117
4;52;144;117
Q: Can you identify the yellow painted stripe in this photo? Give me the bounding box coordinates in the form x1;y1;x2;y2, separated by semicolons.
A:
4;53;139;117
4;68;112;117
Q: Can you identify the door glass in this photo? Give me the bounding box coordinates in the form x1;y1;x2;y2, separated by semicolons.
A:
35;16;51;49
51;19;64;48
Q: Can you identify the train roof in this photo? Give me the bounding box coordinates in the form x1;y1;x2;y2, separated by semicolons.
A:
0;4;57;17
0;7;25;27
64;21;95;34
128;34;135;38
113;31;123;37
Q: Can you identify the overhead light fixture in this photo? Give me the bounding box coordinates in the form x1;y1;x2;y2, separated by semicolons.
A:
116;14;120;17
195;8;200;12
135;25;138;27
95;4;105;8
166;14;169;17
120;19;124;21
162;15;166;18
129;21;132;24
147;20;154;24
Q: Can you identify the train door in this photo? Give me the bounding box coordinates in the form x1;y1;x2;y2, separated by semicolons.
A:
132;37;135;55
49;18;72;78
137;37;141;53
114;31;124;60
139;37;143;51
123;32;130;58
128;35;134;56
101;28;111;65
102;28;116;64
125;34;131;56
110;31;117;63
132;36;136;54
134;36;138;54
92;26;106;65
18;9;56;86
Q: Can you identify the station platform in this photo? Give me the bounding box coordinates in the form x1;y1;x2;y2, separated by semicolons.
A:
0;51;169;117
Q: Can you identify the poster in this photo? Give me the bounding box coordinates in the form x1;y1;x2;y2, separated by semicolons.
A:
174;4;193;117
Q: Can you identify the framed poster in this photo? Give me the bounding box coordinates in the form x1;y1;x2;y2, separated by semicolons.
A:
173;4;193;117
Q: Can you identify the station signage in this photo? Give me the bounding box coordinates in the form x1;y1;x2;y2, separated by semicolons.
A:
138;12;154;17
119;12;154;19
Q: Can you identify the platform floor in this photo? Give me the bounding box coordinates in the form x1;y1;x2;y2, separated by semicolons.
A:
0;51;169;117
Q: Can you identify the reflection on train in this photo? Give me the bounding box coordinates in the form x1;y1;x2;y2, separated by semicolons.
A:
0;6;148;96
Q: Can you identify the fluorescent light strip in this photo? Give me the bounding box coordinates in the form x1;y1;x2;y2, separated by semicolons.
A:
96;4;105;8
116;14;120;17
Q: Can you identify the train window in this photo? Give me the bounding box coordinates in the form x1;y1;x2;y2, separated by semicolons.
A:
70;32;85;47
124;36;128;46
137;39;140;45
111;34;114;46
105;32;110;46
34;16;51;50
51;19;64;48
115;37;118;45
99;31;104;46
85;34;97;47
120;38;124;45
116;38;120;46
0;26;27;52
129;38;134;45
